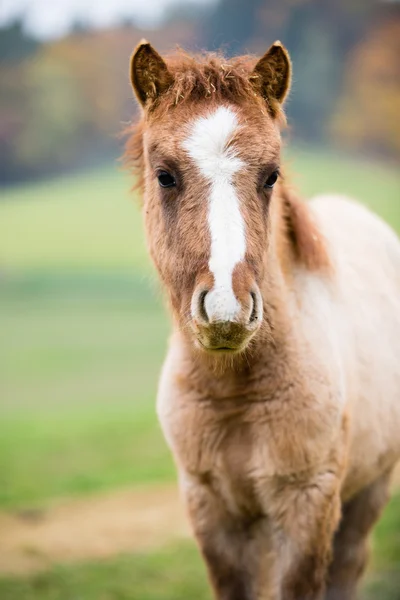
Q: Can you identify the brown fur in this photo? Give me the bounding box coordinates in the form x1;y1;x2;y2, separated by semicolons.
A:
279;183;331;272
125;41;400;600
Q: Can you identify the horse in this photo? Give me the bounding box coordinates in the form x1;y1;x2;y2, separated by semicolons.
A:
125;40;400;600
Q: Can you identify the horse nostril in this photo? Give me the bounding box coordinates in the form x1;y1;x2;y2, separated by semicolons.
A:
198;290;209;323
249;291;258;323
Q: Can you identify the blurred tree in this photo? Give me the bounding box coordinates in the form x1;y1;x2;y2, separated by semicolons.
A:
0;21;197;183
0;21;39;183
283;0;376;142
202;0;265;54
0;19;38;63
14;52;88;170
164;1;214;27
331;7;400;160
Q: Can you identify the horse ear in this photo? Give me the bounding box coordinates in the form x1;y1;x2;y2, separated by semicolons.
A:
130;40;173;108
251;41;291;116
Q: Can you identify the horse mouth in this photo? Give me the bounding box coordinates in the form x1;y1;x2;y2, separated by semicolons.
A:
209;346;236;352
192;316;261;355
196;339;245;353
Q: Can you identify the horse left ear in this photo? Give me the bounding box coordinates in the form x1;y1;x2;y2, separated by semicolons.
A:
251;41;291;116
130;40;173;108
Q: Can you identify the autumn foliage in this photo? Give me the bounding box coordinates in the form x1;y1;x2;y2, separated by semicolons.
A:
331;16;400;159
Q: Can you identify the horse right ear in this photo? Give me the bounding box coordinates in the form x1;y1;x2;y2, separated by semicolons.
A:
251;41;291;117
130;40;173;108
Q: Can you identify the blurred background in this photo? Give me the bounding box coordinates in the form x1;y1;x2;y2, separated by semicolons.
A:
0;0;399;598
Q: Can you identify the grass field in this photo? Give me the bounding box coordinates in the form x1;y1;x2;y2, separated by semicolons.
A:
1;276;174;508
1;147;399;598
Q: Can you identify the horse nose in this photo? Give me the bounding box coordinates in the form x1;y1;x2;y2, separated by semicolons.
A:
196;289;210;323
192;286;260;326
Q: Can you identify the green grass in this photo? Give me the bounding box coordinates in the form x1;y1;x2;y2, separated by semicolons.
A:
0;274;174;508
364;490;400;600
0;542;211;600
0;168;150;272
0;494;399;600
286;146;400;233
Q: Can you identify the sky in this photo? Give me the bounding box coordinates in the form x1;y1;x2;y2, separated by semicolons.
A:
0;0;217;39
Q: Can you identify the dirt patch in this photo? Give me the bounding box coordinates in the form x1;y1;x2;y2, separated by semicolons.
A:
1;463;399;576
0;484;190;576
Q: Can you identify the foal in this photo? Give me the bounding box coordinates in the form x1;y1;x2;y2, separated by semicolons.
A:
125;40;400;600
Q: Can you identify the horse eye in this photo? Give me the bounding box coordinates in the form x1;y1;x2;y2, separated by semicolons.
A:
264;170;279;189
157;170;176;188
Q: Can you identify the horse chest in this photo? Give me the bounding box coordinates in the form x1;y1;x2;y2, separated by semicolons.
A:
182;411;261;513
158;344;344;517
171;396;337;514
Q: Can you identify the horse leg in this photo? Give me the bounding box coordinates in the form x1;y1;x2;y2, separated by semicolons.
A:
184;467;343;600
325;468;393;600
277;473;342;600
184;481;279;600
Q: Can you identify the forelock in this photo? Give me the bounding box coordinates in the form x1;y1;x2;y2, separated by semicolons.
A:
155;50;262;112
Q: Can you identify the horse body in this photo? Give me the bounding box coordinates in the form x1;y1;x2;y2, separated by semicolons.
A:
126;40;400;600
309;196;400;498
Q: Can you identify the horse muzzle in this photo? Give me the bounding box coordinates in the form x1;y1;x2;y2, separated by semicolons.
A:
190;284;263;353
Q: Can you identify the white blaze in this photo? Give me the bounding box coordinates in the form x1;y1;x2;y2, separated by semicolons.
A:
182;106;246;322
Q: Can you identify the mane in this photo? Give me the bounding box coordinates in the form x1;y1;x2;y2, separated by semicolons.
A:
123;49;330;272
277;182;331;272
